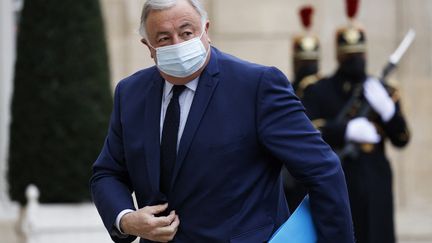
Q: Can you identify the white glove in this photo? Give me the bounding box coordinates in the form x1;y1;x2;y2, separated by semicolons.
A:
363;77;396;122
345;117;381;143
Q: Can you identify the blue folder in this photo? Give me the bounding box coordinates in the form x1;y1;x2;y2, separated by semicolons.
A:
269;195;317;243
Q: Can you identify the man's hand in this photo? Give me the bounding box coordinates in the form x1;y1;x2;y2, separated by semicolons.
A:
120;203;180;242
363;77;396;122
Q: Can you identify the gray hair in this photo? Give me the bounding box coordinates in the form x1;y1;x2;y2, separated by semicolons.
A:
139;0;208;39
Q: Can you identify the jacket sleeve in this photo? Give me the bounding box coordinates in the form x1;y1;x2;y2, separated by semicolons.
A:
90;81;137;243
256;67;354;243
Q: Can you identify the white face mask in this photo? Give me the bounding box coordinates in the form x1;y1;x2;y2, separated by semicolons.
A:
151;28;209;78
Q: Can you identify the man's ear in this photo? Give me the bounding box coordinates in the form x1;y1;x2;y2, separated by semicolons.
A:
205;21;210;33
141;38;155;59
204;21;211;43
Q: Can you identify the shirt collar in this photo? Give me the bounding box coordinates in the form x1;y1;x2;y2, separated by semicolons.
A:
163;77;199;100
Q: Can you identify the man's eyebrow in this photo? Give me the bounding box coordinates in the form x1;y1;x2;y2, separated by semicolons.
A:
155;31;171;38
179;22;193;30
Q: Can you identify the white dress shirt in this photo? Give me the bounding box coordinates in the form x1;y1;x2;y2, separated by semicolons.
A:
115;77;199;234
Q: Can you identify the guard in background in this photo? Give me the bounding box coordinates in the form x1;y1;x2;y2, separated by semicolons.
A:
291;5;321;99
282;5;320;211
302;0;410;242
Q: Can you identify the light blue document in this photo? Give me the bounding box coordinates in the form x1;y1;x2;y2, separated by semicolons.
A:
269;195;317;243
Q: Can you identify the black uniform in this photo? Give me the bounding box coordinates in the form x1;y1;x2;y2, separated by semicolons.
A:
302;70;410;243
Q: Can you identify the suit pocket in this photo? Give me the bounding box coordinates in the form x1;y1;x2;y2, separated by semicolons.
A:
230;222;274;243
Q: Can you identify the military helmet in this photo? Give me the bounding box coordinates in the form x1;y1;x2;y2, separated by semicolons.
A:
293;6;320;61
336;0;366;55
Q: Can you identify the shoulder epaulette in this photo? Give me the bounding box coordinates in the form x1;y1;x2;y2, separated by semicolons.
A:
296;74;321;98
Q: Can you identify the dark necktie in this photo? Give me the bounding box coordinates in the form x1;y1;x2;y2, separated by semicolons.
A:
160;85;186;194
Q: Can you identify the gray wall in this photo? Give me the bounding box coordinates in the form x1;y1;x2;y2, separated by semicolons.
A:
0;0;19;220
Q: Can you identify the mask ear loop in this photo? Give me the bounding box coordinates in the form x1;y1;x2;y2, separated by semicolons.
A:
199;18;211;52
146;39;156;50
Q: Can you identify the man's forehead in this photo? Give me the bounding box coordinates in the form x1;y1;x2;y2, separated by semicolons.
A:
146;8;201;28
146;3;201;30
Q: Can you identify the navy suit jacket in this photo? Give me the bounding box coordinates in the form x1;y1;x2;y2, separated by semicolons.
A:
90;47;354;243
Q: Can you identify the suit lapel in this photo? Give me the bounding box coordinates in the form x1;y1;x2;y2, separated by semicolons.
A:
170;48;220;189
143;71;164;192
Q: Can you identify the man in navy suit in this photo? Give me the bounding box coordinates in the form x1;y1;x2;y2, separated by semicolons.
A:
90;0;354;242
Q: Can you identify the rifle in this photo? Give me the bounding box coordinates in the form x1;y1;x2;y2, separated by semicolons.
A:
338;29;416;160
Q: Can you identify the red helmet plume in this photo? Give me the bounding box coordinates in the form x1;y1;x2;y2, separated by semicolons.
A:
299;6;314;30
346;0;360;19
